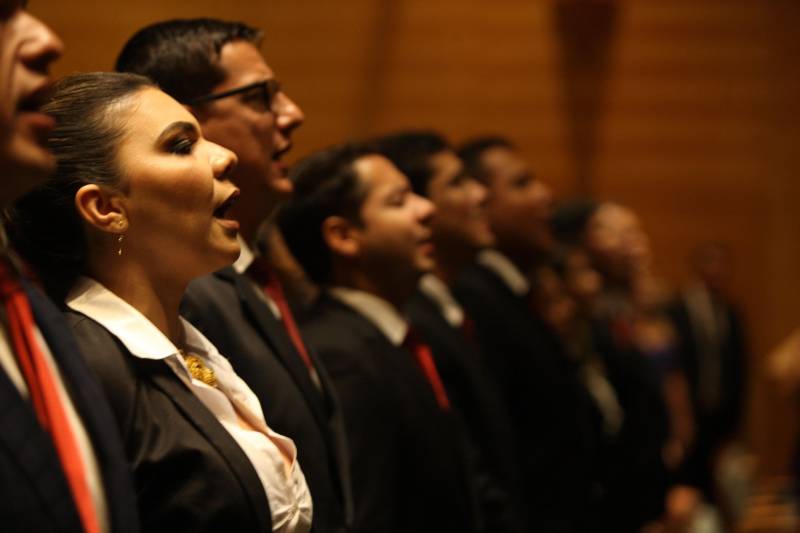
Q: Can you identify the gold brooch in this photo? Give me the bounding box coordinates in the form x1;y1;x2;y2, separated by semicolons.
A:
180;350;218;388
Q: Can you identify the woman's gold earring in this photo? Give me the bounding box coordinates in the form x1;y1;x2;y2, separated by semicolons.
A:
116;219;125;256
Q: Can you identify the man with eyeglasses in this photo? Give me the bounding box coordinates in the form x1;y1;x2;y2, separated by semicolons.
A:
117;19;352;533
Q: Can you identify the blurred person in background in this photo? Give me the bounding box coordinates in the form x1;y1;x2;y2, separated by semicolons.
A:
372;130;527;533
668;242;749;512
456;136;602;532
279;142;482;533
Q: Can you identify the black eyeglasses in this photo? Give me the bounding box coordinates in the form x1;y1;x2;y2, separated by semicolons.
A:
184;79;282;111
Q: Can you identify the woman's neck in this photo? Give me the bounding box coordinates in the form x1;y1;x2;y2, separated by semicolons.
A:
87;258;187;346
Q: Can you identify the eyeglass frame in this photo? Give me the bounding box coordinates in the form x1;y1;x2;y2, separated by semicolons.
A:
183;79;282;111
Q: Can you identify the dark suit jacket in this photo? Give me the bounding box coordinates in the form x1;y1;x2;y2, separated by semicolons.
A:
302;294;480;533
0;283;139;533
454;263;601;532
669;293;747;494
406;289;526;533
66;310;272;533
181;267;352;533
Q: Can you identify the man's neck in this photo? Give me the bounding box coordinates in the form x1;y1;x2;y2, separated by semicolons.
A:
431;242;476;287
332;267;416;311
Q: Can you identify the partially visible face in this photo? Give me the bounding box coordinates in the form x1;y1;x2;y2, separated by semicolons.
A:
480;146;554;259
563;248;603;309
114;88;240;279
585;203;650;285
0;0;63;203
425;149;494;255
196;40;304;228
352;154;436;281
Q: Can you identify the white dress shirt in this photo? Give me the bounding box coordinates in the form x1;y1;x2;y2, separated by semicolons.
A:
234;234;282;319
328;287;408;347
66;277;312;533
477;249;531;297
418;274;466;329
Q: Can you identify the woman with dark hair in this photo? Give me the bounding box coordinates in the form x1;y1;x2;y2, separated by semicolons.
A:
8;72;312;533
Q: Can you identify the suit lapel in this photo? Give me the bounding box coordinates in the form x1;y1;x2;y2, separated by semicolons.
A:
0;362;82;530
24;283;141;533
216;268;331;427
141;358;272;532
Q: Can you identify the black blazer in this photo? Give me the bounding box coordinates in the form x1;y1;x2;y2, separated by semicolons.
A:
454;263;601;532
181;267;352;533
301;294;479;533
0;283;139;533
406;289;527;533
65;310;272;533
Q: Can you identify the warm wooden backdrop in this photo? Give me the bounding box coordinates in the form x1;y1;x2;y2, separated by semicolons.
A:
33;0;800;464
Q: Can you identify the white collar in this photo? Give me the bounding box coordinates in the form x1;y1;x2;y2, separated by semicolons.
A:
233;234;254;274
65;277;219;361
418;273;464;328
327;286;408;346
477;249;531;297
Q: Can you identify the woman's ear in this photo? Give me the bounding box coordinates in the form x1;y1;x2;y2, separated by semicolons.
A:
74;184;128;234
322;215;360;258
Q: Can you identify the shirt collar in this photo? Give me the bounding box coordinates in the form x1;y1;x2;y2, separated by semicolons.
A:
327;286;408;346
418;273;464;328
65;276;219;361
477;249;531;297
233;234;254;274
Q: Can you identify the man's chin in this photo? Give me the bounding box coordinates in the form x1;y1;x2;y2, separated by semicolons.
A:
267;175;294;197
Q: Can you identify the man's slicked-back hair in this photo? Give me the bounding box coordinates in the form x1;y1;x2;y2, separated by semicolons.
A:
368;130;450;197
115;18;262;103
277;142;378;286
456;135;516;183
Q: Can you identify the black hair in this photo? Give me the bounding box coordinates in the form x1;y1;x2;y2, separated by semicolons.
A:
277;142;377;285
551;199;600;247
368;130;450;196
115;18;262;103
456;135;516;183
6;72;155;300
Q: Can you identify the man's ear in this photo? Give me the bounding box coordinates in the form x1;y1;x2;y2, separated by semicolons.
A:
74;184;128;234
322;215;360;258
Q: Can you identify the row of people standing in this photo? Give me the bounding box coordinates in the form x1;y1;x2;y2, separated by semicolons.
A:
0;8;747;533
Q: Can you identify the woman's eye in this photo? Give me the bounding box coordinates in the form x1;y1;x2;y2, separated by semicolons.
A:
169;138;194;155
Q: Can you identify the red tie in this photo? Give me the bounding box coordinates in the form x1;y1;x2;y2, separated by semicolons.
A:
403;327;451;411
246;258;319;384
0;259;100;533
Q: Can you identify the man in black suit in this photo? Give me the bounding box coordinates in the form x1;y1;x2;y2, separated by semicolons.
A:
372;131;526;533
670;242;748;501
0;3;138;532
278;143;480;533
455;136;602;532
116;19;351;533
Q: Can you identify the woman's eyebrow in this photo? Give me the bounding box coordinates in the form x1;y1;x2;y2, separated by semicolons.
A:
156;121;198;144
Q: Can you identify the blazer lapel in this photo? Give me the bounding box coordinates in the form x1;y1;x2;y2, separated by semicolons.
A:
24;283;141;533
141;358;272;532
216;268;331;426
